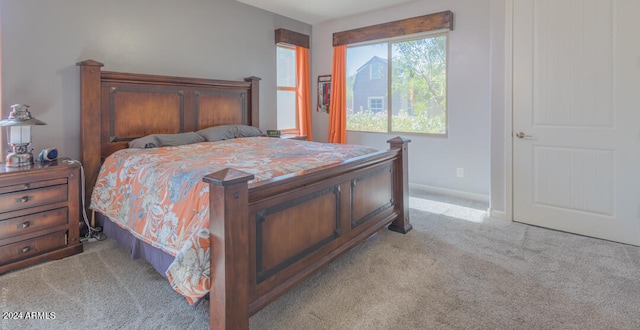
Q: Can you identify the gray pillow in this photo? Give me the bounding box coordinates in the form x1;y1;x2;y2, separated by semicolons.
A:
236;125;266;137
196;125;265;142
195;125;237;142
128;132;205;149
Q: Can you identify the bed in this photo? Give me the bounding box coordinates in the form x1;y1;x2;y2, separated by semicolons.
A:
76;59;412;329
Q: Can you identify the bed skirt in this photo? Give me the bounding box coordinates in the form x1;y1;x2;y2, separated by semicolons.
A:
96;212;174;279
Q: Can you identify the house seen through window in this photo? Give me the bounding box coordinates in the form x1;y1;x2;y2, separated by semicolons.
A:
346;34;448;135
276;44;298;132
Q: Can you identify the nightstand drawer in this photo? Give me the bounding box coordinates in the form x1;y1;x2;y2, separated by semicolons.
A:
0;231;67;265
0;208;68;240
0;184;68;213
0;178;67;195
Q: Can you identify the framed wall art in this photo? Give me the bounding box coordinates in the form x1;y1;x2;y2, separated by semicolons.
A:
317;75;331;113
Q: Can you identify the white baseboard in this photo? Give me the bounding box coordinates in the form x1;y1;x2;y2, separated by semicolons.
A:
409;183;490;203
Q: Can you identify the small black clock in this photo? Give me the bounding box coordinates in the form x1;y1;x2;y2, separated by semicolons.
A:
266;130;281;137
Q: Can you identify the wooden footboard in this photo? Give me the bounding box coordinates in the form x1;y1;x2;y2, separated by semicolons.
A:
204;137;411;329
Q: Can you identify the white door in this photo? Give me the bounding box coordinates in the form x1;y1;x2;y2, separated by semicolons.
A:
513;0;640;245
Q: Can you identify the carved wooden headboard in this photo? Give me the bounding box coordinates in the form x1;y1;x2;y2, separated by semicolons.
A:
76;59;260;207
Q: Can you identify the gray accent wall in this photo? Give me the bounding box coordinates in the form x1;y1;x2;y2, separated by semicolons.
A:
0;0;310;161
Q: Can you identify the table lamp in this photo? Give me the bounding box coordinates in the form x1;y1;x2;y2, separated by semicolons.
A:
0;104;47;167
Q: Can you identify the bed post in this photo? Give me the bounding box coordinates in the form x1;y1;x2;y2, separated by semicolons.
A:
387;136;412;234
76;59;104;218
203;168;255;330
244;76;261;128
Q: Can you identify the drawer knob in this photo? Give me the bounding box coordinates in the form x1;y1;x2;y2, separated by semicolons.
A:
16;196;30;203
23;183;30;189
20;246;32;254
18;221;31;229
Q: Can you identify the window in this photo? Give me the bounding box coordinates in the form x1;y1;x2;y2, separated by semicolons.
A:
276;44;297;132
370;61;384;80
368;97;384;113
346;34;448;135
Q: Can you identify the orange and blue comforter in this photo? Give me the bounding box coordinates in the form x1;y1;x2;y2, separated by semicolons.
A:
90;137;377;304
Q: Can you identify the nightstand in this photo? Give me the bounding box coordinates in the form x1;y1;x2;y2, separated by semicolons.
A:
0;159;83;274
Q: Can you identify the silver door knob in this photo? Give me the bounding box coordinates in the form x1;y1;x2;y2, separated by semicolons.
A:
515;131;532;139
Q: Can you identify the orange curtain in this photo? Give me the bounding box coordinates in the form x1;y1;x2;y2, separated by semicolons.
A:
296;46;312;140
328;45;347;144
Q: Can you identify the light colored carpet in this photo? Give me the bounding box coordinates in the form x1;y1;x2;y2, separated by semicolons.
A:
2;190;640;329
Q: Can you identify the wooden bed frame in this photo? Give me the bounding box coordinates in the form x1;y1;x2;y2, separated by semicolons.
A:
76;59;411;329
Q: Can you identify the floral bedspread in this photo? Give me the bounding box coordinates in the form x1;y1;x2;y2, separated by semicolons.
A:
90;137;377;304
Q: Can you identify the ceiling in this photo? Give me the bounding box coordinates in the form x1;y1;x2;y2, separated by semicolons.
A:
236;0;418;25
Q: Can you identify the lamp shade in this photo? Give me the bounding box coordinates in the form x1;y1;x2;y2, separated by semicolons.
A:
0;104;47;127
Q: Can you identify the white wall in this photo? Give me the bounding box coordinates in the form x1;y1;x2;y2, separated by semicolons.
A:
0;0;311;161
312;0;495;200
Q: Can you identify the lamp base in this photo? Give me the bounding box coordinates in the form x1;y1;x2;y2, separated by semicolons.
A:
6;152;34;167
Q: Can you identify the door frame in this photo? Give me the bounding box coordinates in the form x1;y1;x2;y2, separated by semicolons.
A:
504;0;514;222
